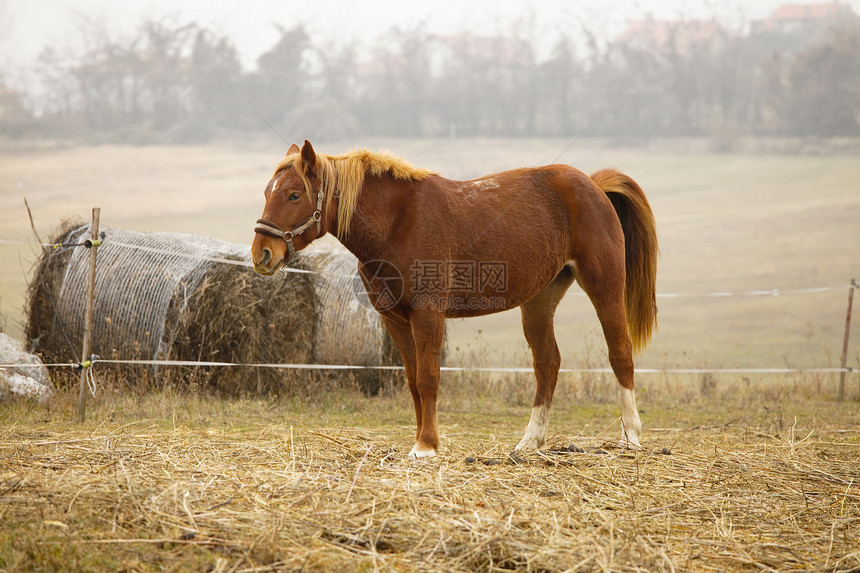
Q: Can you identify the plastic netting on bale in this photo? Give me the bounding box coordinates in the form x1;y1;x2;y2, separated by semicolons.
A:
26;222;315;394
26;223;404;395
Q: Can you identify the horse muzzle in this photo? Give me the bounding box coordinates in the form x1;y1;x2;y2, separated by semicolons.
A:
252;246;281;275
252;230;287;275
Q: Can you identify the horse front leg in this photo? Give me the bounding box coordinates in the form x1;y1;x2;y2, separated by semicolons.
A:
380;315;421;444
407;308;445;458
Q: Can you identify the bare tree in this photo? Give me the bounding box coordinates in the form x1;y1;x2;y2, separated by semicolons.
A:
353;26;432;137
786;27;860;136
285;42;360;141
251;25;311;133
187;29;246;136
540;37;587;136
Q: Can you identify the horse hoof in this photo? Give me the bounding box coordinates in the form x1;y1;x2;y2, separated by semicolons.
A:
619;437;643;451
514;438;542;452
409;444;437;459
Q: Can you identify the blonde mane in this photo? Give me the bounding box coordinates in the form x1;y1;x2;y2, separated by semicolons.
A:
274;148;433;238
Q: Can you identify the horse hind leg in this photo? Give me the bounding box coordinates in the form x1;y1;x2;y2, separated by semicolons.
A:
573;254;643;449
515;267;575;452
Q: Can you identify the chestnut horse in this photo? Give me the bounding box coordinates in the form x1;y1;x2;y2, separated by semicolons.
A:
252;141;658;458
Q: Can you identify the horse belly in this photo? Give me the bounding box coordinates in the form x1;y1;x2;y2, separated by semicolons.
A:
413;254;562;319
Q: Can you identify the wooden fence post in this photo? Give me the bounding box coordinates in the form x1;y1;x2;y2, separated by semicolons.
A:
838;278;856;401
78;208;101;421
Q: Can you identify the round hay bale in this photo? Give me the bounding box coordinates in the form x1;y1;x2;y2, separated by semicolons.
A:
25;219;89;386
24;224;408;395
161;256;316;394
25;223;315;394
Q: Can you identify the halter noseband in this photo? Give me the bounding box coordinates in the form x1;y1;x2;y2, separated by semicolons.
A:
254;188;325;260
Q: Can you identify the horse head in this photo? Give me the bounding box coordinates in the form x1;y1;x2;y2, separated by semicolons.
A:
252;140;325;275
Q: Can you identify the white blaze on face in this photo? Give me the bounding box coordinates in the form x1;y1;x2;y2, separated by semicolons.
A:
515;404;550;451
620;387;642;449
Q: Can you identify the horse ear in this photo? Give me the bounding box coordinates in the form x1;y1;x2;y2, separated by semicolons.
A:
287;143;300;155
301;140;316;172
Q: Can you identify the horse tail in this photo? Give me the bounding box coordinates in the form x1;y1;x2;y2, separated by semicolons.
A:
589;169;659;352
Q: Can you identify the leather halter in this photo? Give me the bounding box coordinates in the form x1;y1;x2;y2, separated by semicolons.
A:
254;187;325;260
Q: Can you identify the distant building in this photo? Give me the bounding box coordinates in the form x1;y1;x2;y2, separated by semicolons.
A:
608;18;730;71
353;34;534;82
425;34;535;78
615;19;730;57
751;2;858;34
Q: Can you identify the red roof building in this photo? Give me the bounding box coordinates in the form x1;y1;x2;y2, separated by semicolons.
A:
752;2;857;33
615;19;729;56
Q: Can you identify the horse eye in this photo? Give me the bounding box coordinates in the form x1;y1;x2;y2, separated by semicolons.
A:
289;192;301;201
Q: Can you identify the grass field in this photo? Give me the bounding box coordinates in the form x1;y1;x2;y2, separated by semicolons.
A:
1;381;859;572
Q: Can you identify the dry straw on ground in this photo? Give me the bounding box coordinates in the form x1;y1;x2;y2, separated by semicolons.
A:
1;390;858;572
